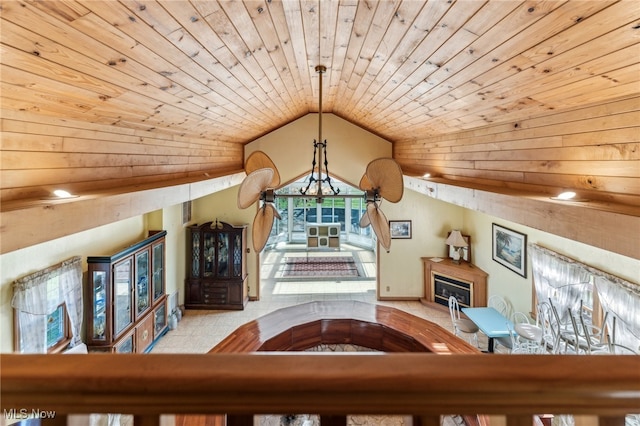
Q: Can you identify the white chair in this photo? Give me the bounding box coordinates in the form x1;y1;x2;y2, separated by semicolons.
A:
568;308;610;354
513;311;545;354
488;295;513;320
535;301;556;353
602;314;638;354
448;296;479;347
548;300;578;354
505;321;528;354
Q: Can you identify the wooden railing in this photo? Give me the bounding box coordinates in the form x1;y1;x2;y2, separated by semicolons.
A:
2;353;639;426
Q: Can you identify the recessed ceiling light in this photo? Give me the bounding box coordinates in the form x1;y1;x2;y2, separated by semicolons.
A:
53;189;74;198
550;191;588;202
422;173;431;178
556;191;576;200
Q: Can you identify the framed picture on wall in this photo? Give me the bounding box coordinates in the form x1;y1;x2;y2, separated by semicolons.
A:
492;223;527;277
389;220;412;239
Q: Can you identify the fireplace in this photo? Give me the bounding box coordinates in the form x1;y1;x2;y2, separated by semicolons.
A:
433;273;472;308
421;258;488;308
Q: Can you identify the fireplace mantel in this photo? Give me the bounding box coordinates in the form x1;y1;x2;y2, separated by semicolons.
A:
420;258;488;309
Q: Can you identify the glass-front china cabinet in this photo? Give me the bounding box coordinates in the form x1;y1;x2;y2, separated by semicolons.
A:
86;231;168;352
185;221;248;310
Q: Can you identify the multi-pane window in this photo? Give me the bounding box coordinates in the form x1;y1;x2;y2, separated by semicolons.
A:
269;177;371;246
46;303;70;351
14;274;72;353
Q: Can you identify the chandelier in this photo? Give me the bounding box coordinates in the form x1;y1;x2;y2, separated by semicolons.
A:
299;65;340;201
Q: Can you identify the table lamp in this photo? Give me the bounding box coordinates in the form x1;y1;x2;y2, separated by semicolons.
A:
446;230;468;264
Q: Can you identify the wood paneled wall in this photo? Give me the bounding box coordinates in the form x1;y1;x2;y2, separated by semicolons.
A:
394;95;640;207
1;109;244;202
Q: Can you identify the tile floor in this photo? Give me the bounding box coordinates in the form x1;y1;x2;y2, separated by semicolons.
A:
152;243;489;354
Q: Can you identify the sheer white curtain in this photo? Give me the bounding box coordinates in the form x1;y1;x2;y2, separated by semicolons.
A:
530;243;640;353
592;271;640;352
529;244;591;323
11;256;83;353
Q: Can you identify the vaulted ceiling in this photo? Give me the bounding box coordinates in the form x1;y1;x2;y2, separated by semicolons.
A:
3;0;637;143
1;0;639;257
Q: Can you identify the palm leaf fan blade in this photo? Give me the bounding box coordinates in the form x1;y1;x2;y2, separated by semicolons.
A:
359;212;371;228
237;168;274;209
359;173;372;191
245;151;280;188
365;158;404;203
252;204;276;252
367;203;391;252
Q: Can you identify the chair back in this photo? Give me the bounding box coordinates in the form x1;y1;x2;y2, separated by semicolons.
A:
547;300;567;353
568;307;581;334
513;311;530;325
448;296;461;323
505;321;521;353
536;302;555;350
488;295;512;320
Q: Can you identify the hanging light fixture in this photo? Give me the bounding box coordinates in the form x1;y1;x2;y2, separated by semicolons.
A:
235;6;405;253
299;65;340;202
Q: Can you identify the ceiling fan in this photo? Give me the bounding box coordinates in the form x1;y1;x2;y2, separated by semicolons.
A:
236;152;403;253
236;65;404;253
237;151;282;253
358;158;404;252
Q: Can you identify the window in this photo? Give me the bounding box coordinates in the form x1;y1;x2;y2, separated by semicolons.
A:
269;177;371;247
12;256;83;353
46;303;71;352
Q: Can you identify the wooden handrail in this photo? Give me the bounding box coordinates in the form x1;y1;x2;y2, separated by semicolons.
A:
2;354;639;418
211;301;479;354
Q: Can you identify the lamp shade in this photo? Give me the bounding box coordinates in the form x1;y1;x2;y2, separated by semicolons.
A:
445;230;468;247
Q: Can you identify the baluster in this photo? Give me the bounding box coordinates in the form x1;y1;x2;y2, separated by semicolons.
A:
134;414;160;426
598;416;626;426
415;414;440;426
320;415;347;425
227;414;253;426
507;415;537;426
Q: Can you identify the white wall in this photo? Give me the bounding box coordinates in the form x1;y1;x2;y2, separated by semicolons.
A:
245;113;391;186
0;216;146;353
378;189;463;298
464;210;640;315
161;203;187;305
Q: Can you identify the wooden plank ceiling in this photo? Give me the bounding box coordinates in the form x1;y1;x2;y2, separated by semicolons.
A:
1;0;639;205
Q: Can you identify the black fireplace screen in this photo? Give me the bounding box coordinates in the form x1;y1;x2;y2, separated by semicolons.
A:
433;273;473;308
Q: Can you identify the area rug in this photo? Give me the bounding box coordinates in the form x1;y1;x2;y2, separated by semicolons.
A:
282;256;359;278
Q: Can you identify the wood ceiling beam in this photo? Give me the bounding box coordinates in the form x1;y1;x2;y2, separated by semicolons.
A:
405;175;640;260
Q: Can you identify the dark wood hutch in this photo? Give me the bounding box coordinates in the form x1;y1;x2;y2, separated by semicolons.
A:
185;221;248;310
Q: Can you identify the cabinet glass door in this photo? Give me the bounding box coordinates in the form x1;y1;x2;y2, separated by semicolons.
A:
233;234;242;277
136;250;150;317
115;333;134;353
218;233;229;277
203;232;215;277
152;242;164;302
154;302;167;336
113;259;133;336
191;231;200;278
92;270;107;341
